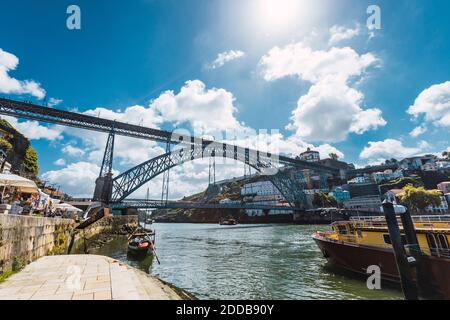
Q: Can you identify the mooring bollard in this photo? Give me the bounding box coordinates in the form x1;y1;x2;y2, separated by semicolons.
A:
382;200;418;300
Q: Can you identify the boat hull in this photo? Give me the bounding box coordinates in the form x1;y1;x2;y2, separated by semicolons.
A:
313;235;450;299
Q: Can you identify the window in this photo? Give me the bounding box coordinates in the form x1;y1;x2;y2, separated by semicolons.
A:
426;233;439;256
337;225;348;235
438;234;449;250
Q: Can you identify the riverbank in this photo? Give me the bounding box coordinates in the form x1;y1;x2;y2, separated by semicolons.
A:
0;254;191;300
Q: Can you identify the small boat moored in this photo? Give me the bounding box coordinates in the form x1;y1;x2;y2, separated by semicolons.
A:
127;230;156;257
219;217;238;225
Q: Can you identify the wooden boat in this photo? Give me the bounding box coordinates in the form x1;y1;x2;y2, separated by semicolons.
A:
219;218;238;225
313;215;450;299
127;231;155;257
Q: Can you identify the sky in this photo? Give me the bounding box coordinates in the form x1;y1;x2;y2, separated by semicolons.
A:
0;0;449;198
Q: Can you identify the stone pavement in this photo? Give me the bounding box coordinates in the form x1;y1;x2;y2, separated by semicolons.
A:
0;254;183;300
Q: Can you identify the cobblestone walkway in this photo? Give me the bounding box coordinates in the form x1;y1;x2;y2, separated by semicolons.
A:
0;255;183;300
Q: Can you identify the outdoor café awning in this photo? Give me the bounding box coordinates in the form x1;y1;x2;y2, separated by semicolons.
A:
0;173;38;193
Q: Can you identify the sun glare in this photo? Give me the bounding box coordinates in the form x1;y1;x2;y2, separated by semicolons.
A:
255;0;306;33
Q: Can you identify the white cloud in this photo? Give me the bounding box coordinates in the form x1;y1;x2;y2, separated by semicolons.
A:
359;139;425;160
0;48;46;99
210;50;245;69
62;144;85;157
54;158;66;166
260;42;378;83
52;80;345;198
329;25;360;45
41;162;103;198
409;125;427;138
286;78;385;142
48;98;62;107
2;115;62;141
407;81;450;127
150;80;245;133
260;42;384;142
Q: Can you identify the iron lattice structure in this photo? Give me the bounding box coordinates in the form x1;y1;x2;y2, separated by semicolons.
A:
100;130;115;177
0;97;339;209
0;98;340;174
111;142;311;209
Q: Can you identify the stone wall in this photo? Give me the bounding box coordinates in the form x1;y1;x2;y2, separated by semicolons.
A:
0;215;75;273
71;215;139;253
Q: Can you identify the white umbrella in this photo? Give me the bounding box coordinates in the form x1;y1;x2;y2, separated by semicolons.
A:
0;173;38;195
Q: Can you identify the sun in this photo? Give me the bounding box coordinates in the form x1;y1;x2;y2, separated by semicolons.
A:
255;0;306;33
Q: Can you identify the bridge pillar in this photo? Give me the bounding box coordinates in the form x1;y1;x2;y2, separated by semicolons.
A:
93;130;115;203
93;172;113;203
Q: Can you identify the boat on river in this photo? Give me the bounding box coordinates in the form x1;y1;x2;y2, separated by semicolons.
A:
313;215;450;299
219;217;238;225
127;230;156;257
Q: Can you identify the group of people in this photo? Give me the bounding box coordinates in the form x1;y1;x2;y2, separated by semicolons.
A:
0;187;78;218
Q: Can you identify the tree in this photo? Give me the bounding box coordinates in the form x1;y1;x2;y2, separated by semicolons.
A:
23;146;39;176
442;151;450;159
329;153;339;160
313;192;338;208
399;184;442;213
0;138;12;153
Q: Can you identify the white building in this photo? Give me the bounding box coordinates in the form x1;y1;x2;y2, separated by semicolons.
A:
297;148;320;162
348;176;372;184
436;160;450;171
241;180;292;216
422;161;437;171
438;182;450;194
241;181;282;196
343;195;382;213
372;169;403;184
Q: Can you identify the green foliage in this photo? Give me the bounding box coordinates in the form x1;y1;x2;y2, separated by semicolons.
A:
313;192;338;208
23;146;39;176
0;138;12;153
328;153;339;160
380;176;423;193
399;184;442;212
0;270;14;283
12;256;25;272
0;119;14;130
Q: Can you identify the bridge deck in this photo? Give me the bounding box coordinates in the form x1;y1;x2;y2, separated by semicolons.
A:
113;199;301;211
0;98;340;175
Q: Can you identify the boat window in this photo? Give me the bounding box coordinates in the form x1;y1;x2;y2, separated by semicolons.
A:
383;234;407;245
426;234;439;256
337;225;348;235
437;234;449;257
348;224;355;233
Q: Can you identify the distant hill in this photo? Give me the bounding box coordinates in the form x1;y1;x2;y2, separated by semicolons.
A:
0;118;39;179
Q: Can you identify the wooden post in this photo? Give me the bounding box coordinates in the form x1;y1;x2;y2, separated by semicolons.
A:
382;201;418;300
400;209;427;298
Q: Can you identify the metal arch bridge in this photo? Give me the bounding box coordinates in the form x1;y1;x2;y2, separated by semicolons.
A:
0;98;342;209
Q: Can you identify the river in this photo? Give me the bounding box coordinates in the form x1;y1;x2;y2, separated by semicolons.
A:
89;223;403;300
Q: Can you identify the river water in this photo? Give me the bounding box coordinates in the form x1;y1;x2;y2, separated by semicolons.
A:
90;223;403;300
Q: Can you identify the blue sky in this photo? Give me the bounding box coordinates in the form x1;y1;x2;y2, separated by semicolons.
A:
0;0;449;197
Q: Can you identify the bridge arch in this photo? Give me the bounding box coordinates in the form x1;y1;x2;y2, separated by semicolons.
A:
111;143;280;203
